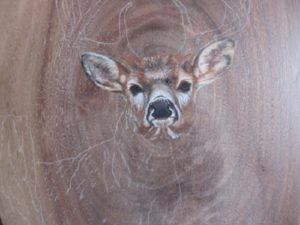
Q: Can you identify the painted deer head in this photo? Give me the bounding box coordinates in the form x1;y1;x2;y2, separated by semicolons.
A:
81;39;235;139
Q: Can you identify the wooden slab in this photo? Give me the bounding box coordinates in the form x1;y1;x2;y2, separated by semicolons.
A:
0;0;299;224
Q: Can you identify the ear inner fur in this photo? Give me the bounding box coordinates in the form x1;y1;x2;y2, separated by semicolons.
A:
193;39;235;88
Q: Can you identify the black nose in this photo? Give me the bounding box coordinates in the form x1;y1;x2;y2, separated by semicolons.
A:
148;100;175;119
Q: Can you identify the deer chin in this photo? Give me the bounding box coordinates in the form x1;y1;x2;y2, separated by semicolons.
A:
152;127;180;140
151;117;176;128
140;121;180;140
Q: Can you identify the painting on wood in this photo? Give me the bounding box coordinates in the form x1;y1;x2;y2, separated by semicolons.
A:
0;0;299;225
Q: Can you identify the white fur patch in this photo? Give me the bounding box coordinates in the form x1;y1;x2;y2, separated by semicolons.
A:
167;128;180;139
120;75;127;84
132;92;144;110
176;92;191;108
145;71;169;80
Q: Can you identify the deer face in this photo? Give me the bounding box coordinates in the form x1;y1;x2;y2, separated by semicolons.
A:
81;39;235;139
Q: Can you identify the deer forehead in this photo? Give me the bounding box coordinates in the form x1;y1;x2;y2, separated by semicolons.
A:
144;71;170;80
142;56;177;78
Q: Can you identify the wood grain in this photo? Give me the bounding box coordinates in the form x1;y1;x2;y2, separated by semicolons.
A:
0;0;300;225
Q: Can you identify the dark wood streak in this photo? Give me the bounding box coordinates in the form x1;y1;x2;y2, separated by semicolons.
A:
0;0;300;225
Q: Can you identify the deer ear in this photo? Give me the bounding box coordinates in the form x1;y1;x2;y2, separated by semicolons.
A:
81;52;128;92
194;39;235;89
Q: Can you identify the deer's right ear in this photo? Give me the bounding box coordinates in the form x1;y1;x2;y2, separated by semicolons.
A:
80;52;129;92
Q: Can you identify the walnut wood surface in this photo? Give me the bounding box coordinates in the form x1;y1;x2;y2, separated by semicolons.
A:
0;0;300;225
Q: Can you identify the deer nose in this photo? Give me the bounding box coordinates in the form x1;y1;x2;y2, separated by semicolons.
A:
148;99;174;119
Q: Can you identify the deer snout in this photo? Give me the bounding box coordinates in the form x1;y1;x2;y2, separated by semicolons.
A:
146;98;178;125
149;100;173;119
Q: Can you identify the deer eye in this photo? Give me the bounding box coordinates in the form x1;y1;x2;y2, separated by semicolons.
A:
177;81;192;92
129;84;144;96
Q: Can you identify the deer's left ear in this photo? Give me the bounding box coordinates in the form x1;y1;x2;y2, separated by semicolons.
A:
193;39;235;89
